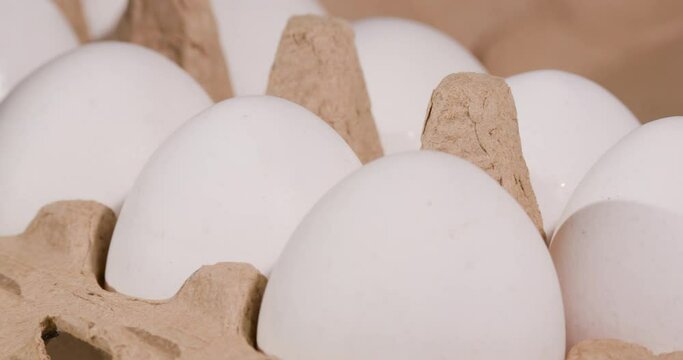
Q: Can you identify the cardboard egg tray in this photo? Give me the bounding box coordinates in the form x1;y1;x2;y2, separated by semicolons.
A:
0;201;270;359
2;0;682;358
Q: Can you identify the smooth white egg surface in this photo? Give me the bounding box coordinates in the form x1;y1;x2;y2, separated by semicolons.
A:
0;42;212;236
507;70;640;236
81;0;128;39
105;96;361;300
258;151;565;360
0;0;78;102
210;0;326;96
551;117;683;353
353;17;486;155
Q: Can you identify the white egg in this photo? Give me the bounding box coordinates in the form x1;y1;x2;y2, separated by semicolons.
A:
0;42;212;236
81;0;128;39
507;70;640;236
105;96;361;300
210;0;326;95
258;151;565;360
353;17;486;155
0;0;78;102
551;117;683;353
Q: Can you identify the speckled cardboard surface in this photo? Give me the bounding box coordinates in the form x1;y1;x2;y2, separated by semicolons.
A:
268;15;383;164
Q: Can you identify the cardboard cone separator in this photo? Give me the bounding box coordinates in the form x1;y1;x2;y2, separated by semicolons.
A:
52;0;233;101
52;0;89;42
9;3;683;360
0;201;271;359
268;15;384;164
112;0;233;101
421;72;546;242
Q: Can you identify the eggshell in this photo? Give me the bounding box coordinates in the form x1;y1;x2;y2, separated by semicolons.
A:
507;70;640;236
0;42;212;236
210;0;326;95
0;0;78;101
353;17;486;154
105;96;361;300
551;117;683;353
258;151;565;360
81;0;127;39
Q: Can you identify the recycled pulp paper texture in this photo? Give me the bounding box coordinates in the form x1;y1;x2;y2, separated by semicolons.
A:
113;0;233;101
421;73;545;240
567;340;683;360
0;201;271;359
268;15;383;164
52;0;89;42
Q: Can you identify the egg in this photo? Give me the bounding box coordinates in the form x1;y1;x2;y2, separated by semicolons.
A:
258;151;565;360
507;70;640;236
0;0;78;101
551;116;683;353
0;42;212;236
210;0;326;95
105;96;361;300
81;0;128;39
353;17;486;154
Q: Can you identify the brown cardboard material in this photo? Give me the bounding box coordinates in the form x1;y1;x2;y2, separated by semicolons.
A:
112;0;232;101
0;201;270;359
421;72;545;240
267;15;383;164
567;340;683;360
52;0;89;42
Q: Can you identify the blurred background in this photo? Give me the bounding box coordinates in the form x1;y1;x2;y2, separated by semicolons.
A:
321;0;683;123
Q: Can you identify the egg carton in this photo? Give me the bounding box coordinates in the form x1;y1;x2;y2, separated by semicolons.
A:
0;201;271;359
1;0;680;359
